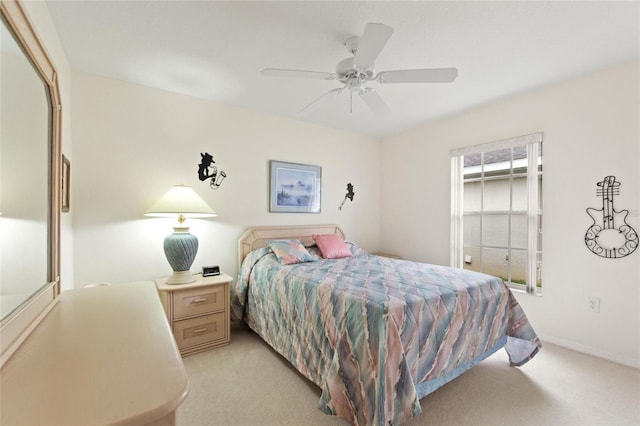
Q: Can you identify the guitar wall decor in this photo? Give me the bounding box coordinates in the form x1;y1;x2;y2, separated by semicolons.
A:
585;176;638;258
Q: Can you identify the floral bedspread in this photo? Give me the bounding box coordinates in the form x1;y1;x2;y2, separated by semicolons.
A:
231;244;541;425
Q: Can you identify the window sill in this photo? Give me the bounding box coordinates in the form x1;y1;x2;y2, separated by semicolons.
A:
508;285;543;297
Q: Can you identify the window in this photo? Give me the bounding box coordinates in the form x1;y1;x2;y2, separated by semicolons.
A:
450;133;542;294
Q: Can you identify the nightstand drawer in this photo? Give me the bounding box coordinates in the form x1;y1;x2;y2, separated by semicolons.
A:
173;313;226;349
173;285;225;319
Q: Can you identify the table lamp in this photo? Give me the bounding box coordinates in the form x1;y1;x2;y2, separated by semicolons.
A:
145;184;216;284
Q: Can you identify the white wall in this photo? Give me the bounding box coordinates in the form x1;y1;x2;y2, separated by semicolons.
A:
71;72;380;286
71;63;639;367
380;61;640;367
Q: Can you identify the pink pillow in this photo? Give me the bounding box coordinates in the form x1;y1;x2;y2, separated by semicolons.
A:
312;234;352;259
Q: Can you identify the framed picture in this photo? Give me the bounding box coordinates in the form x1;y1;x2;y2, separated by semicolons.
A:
62;154;70;212
270;160;321;213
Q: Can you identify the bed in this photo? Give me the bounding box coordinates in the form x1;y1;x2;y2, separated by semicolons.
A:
232;225;541;425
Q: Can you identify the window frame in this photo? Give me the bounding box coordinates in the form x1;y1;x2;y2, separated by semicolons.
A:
450;133;542;294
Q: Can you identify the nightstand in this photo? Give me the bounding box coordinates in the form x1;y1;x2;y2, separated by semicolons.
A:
156;273;232;357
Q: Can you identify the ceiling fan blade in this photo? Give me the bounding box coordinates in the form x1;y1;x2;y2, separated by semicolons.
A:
359;88;391;116
377;68;458;84
261;68;336;80
353;23;393;69
299;87;344;114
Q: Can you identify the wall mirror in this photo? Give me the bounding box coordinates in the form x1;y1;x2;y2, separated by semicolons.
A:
0;0;61;366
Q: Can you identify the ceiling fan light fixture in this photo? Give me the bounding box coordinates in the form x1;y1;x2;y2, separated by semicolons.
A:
261;22;458;115
346;76;362;92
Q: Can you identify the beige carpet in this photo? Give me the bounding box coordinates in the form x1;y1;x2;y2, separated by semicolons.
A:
177;323;640;426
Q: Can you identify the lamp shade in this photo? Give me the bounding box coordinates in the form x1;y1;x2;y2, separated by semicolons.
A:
145;184;216;219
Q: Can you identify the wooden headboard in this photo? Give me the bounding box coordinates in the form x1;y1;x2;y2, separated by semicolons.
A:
238;224;345;266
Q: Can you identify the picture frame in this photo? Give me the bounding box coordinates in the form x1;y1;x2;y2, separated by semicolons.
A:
61;154;70;212
269;160;321;213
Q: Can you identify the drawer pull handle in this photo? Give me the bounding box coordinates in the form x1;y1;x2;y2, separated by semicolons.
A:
191;297;208;304
193;328;208;334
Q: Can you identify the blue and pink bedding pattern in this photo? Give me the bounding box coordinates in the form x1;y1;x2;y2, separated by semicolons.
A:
231;244;541;425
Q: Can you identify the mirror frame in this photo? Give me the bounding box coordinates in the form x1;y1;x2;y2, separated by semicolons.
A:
0;0;61;367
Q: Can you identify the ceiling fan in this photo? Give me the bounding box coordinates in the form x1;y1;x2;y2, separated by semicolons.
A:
261;22;458;115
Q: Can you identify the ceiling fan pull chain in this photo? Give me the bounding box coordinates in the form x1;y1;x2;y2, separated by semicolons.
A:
350;91;353;114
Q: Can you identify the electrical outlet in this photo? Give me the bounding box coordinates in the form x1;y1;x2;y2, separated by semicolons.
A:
588;297;600;313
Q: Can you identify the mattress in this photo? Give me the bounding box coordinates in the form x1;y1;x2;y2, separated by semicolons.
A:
231;243;540;425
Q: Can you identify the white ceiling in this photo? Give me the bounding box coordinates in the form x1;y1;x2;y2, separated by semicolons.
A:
47;1;639;138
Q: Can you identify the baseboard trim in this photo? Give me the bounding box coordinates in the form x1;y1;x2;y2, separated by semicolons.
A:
538;333;639;369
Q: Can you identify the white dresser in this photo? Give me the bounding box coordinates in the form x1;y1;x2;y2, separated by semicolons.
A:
0;281;189;426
